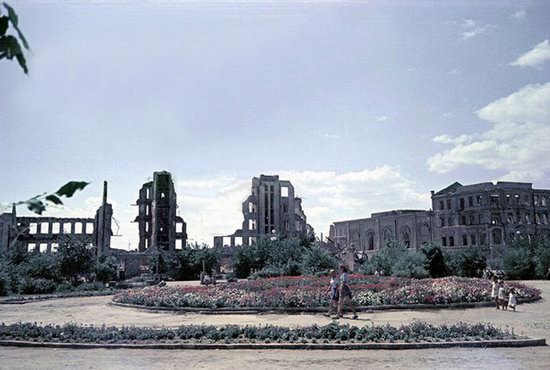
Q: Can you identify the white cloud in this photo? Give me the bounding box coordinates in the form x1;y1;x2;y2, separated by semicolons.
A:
376;115;388;122
459;18;496;40
450;68;460;75
177;167;430;244
511;10;526;20
428;82;550;182
510;40;550;67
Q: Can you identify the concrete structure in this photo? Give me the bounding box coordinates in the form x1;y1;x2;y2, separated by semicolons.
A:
134;171;187;252
0;182;112;256
328;181;550;268
214;175;313;248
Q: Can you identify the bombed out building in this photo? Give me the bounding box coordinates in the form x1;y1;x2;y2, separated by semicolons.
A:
329;181;550;268
0;171;187;279
214;175;313;248
0;181;112;256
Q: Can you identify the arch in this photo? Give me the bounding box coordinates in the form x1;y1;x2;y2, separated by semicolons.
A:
400;226;411;248
366;229;375;250
491;228;503;245
383;228;393;244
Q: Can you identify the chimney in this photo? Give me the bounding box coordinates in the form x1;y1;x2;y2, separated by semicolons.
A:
103;181;108;205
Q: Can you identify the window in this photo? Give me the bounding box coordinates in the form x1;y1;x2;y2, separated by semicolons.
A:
442;237;447;247
51;243;59;253
367;231;375;250
490;195;499;206
283;203;288;214
248;202;256;213
439;201;444;210
535;213;541;224
462;235;468;246
525;214;530;224
383;229;393;243
281;186;289;197
534;195;539;206
447;217;453;226
507;213;514;224
542;197;547;206
446;199;452;209
492;229;503;245
506;194;511;204
401;227;411;248
459;198;465;210
41;222;49;234
481;233;487;245
74;223;83;234
471;235;476;245
469;215;476;225
460;215;466;225
29;223;37;234
544;213;548;224
27;243;37;252
476;195;483;205
440;217;445;227
449;236;455;246
249;219;256;230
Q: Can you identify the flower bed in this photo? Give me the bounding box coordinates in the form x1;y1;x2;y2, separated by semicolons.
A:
0;321;521;345
112;275;541;309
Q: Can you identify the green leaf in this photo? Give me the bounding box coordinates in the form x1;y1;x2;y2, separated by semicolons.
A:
13;24;28;49
0;16;8;36
3;3;18;27
55;181;90;198
15;49;26;73
45;194;63;205
27;199;46;215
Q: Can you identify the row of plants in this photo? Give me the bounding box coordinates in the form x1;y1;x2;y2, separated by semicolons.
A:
0;236;117;296
0;321;519;344
112;275;540;309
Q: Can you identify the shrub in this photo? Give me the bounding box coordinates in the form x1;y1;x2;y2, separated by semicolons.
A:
392;252;429;278
94;255;118;283
300;247;337;275
18;278;57;295
422;243;447;278
76;282;106;291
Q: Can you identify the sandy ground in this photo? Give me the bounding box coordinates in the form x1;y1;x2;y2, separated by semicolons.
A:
0;281;549;369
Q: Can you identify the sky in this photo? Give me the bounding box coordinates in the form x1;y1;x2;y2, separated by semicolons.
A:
1;0;549;249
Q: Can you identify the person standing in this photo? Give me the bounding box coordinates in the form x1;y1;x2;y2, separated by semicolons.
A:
491;276;499;309
323;270;340;317
334;264;358;320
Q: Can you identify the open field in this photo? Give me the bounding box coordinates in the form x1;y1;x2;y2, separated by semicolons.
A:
0;280;549;369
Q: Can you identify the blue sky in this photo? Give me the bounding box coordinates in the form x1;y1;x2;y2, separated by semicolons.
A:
1;1;549;248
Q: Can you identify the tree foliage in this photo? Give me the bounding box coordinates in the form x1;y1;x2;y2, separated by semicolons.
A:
0;3;29;73
422;243;447;278
56;236;95;283
503;237;550;279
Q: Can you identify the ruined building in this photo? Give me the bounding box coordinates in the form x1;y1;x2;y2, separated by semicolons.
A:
0;181;112;256
329;181;550;268
214;175;313;248
134;171;187;252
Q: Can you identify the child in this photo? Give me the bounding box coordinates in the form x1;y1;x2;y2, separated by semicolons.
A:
334;264;358;320
498;281;507;310
323;270;339;317
508;288;518;312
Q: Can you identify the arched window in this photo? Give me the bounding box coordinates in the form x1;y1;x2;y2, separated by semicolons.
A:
492;228;503;245
401;226;411;248
383;228;393;244
366;230;375;250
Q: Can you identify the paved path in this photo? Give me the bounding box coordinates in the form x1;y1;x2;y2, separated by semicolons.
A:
0;280;549;369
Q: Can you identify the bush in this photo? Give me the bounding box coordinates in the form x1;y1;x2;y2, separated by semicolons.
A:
94;255;118;283
422;243;447;278
76;282;106;291
392;252;429;278
55;283;76;293
18;278;57;295
300;246;337;275
446;247;486;278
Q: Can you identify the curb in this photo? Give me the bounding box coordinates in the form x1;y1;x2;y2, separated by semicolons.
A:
108;296;542;314
0;292;116;305
0;338;545;350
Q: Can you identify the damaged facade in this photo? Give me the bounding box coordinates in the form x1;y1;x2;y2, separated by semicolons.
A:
0;181;112;257
329;181;550;268
134;171;187;252
214;175;313;248
0;171;187;279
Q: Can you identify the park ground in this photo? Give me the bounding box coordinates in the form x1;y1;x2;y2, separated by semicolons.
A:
0;280;549;369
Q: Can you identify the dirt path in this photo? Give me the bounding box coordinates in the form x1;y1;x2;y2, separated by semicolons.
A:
1;280;549;369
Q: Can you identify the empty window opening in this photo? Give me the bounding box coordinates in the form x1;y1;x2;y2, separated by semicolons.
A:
39;243;48;253
476;195;483;205
41;222;49;234
449;236;455;246
492;229;503;245
542;197;547;206
440;217;445;227
468;197;473;207
51;243;59;253
439;201;444;210
87;223;94;234
462;235;468;246
52;223;60;234
248;202;256;213
74;223;83;234
223;237;231;246
28;223;37;234
281;187;289;197
234;237;243;246
471;235;476;245
249;219;256;230
442;237;447;247
176;239;184;250
27;243;37;252
446;199;451;209
459;198;465;210
62;223;72;234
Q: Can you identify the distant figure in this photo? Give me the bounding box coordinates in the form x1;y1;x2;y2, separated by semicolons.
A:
374;269;379;276
323;269;340;317
334;264;358;320
546;267;550;280
491;276;499;309
508;288;518;312
497;281;507;310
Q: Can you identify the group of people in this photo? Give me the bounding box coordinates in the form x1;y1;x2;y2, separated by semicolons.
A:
491;276;518;311
324;264;358;320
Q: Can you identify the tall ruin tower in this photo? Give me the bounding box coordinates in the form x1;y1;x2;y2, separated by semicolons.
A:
94;180;113;256
135;171;187;252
